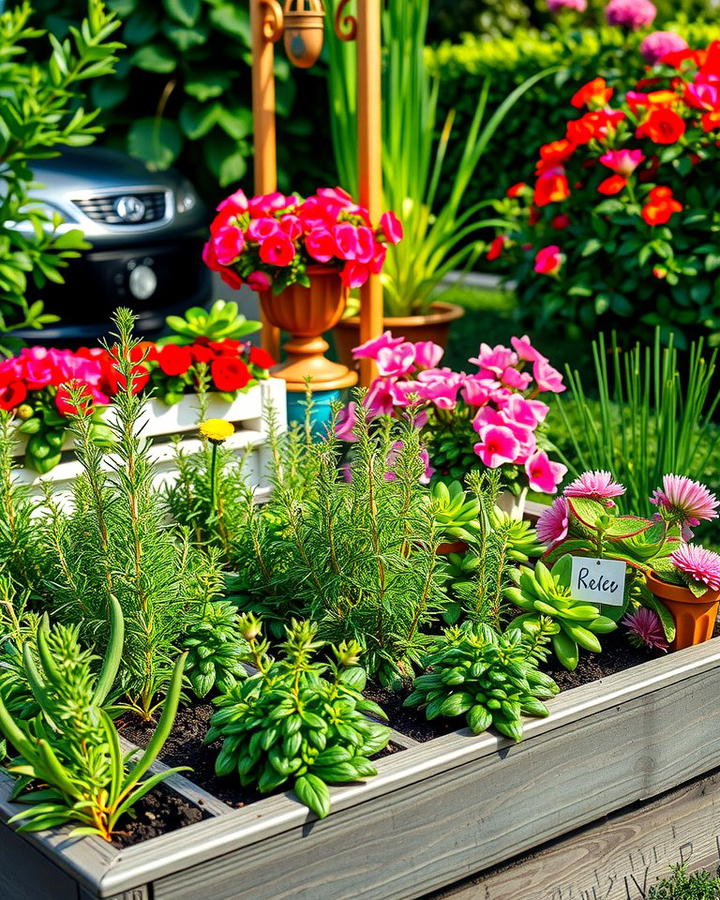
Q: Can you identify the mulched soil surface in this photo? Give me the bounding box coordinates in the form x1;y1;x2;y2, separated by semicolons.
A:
111;784;206;849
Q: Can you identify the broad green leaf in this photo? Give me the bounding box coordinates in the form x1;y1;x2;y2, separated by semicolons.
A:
127;118;183;170
163;0;201;27
294;774;331;818
132;43;176;74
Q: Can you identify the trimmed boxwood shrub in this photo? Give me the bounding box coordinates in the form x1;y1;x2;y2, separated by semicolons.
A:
426;21;720;216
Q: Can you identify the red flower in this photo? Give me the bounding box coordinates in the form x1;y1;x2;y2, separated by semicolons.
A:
487;235;507;260
106;362;149;396
550;213;571;229
157;344;193;376
0;380;27;411
533;167;570;207
571;77;613;110
597;175;627;195
259;233;295;267
209;339;242;357
249;346;276;369
566;110;625;145
636;108;686;144
641;186;683;225
534;246;563;275
211;357;251;392
536;139;576;174
56;382;94;417
190;344;216;365
506;182;527;198
701;110;720;132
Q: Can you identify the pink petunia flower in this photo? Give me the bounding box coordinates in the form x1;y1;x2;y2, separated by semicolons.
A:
352;331;405;361
670;543;720;592
623;608;668;651
379;211;403;245
414;341;444;369
525;450;567;494
473;425;521;468
564;470;625;504
335;401;359;442
469;343;518;375
376;342;416;378
511;334;547;364
536;496;569;548
599;149;645;176
532;358;566;393
650;474;719;537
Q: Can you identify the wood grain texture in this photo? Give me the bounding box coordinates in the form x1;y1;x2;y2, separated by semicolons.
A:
433;770;720;900
0;821;79;900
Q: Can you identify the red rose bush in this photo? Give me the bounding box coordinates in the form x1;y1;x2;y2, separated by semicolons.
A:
491;41;720;343
202;187;402;293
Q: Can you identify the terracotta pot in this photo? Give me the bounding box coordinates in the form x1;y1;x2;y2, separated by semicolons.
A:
646;571;720;650
261;267;357;392
332;301;465;371
436;539;469;556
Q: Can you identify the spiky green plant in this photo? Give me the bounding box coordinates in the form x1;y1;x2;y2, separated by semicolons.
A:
0;596;188;841
39;309;222;719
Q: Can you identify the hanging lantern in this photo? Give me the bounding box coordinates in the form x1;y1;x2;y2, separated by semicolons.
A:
282;0;324;68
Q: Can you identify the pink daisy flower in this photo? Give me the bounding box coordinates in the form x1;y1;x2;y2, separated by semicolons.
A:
650;474;719;537
622;608;668;652
670;544;720;592
536;496;569;548
564;470;625;505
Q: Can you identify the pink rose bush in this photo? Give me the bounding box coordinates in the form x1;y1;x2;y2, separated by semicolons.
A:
339;333;567;495
203;187;402;294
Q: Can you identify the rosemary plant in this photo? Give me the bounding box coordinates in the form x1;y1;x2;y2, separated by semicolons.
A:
557;330;720;516
40;309;222;719
231;402;446;687
0;596;188;841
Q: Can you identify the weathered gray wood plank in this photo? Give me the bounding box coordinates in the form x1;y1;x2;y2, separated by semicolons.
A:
121;653;720;899
433;770;720;900
0;821;79;900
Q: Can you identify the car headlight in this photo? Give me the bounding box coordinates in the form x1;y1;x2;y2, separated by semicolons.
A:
176;177;198;214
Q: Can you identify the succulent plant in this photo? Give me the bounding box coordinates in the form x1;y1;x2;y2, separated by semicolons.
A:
405;622;559;742
505;556;617;671
430;480;481;543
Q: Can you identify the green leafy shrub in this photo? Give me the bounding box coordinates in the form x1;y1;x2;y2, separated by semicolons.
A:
0;595;188;841
0;0;121;351
25;0;328;193
182;599;247;698
426;22;720;227
649;864;720;899
404;622;559;742
207;617;391;819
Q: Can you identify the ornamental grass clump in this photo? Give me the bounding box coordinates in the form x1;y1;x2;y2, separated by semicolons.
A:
206;616;390;819
230;398;446;687
491;40;720;344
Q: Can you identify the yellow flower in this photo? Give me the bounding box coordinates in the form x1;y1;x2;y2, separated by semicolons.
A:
199;418;235;443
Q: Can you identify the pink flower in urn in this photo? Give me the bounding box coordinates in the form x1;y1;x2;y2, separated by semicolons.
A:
510;334;547;364
247;217;281;242
305;228;336;263
259;233;295;267
474;425;521;468
536;496;570;548
414;341;444;369
246;271;271;292
671;544;720;592
279;215;303;241
599;149;645;176
623;608;668;652
248;191;293;217
376;342;416;378
212;226;246;266
525;450;567;493
352;331;405;360
216;188;248;215
640;30;687;64
341;261;371;289
532;358;565;393
333;223;364;260
379;211;403;245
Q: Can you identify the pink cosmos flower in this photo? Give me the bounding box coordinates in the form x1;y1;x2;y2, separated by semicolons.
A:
379;211;403;245
599;149;645;176
534;246;564;276
414;341;444;369
650;474;719;536
247;271;271;292
605;0;656;30
376;342;416;378
564;470;626;504
532;358;565;393
511;335;547;364
670;544;720;592
525;450;567;494
474;425;520;468
352;331;405;360
536;496;569;548
212;225;246;266
335;401;359;442
623;608;668;652
640;31;688;65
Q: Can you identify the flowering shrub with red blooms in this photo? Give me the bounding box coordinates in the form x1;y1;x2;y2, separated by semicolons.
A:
202;187;403;293
490;41;720;344
3;340;274;473
336;332;567;495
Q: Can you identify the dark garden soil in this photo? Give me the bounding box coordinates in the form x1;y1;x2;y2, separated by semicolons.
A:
115;623;718;845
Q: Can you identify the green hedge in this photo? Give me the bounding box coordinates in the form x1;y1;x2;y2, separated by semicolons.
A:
426;21;720;217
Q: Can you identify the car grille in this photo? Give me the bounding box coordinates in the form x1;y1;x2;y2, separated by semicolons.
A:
72;191;167;225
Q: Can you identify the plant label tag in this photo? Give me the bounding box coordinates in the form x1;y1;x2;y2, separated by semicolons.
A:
570;556;626;606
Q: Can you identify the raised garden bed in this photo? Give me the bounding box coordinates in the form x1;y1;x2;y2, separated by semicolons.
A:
3;637;720;900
